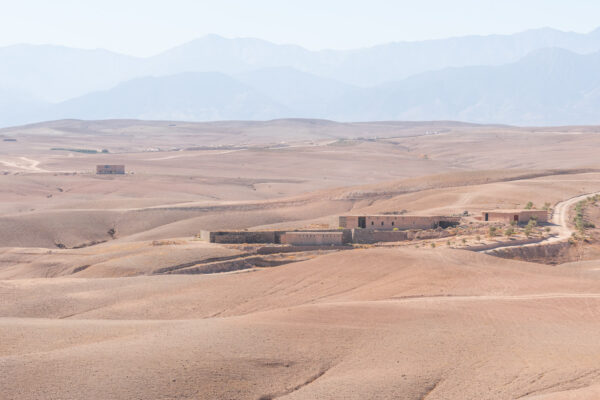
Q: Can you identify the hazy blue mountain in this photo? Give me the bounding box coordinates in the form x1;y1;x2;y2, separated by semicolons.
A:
326;27;600;86
6;48;600;126
145;28;600;86
32;48;600;126
2;26;600;103
148;35;332;76
331;48;600;125
44;72;288;122
0;86;47;127
235;67;355;117
0;44;141;102
3;27;600;127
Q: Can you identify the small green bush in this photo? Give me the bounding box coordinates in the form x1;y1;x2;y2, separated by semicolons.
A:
524;219;537;237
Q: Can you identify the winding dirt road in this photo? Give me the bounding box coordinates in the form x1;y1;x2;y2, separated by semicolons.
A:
481;191;600;253
0;157;46;172
549;192;600;242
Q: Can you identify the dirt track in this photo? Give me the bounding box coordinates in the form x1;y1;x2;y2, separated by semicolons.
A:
482;191;600;254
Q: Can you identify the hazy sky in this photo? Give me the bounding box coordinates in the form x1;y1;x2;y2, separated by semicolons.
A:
2;0;600;56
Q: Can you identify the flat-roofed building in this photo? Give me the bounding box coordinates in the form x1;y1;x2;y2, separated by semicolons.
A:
200;229;352;245
481;210;548;224
339;215;460;230
96;165;125;175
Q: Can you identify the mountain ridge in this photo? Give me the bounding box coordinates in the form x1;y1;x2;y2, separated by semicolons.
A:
3;27;600;127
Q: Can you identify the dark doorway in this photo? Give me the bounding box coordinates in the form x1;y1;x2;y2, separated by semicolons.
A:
358;217;366;229
484;213;489;221
514;215;519;222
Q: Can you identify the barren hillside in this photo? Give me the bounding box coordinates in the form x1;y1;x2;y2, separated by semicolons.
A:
3;119;600;399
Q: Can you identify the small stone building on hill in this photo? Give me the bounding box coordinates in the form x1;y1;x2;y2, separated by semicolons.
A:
339;215;460;230
481;210;548;224
96;165;125;175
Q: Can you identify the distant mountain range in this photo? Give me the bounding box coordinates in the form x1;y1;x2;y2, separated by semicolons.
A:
2;27;600;127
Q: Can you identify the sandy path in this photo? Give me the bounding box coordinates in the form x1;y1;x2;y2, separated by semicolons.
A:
549;192;598;241
147;148;247;161
0;157;46;172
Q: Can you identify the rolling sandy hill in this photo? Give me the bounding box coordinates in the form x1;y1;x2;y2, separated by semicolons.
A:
4;119;600;399
3;249;600;399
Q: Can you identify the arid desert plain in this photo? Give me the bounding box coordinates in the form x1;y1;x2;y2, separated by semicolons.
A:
4;119;600;399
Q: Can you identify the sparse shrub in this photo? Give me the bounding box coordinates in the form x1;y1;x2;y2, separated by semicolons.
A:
476;235;481;242
542;202;552;211
461;238;467;244
51;147;98;154
573;200;589;233
488;226;497;237
525;201;534;210
446;240;451;246
393;228;399;231
524;219;537;237
430;242;436;248
528;218;538;227
505;226;515;237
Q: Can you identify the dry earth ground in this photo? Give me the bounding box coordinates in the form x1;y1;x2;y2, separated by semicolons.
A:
3;120;600;399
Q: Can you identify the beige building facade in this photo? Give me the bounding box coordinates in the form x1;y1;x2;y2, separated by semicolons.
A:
482;210;548;224
280;232;344;246
339;215;460;230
